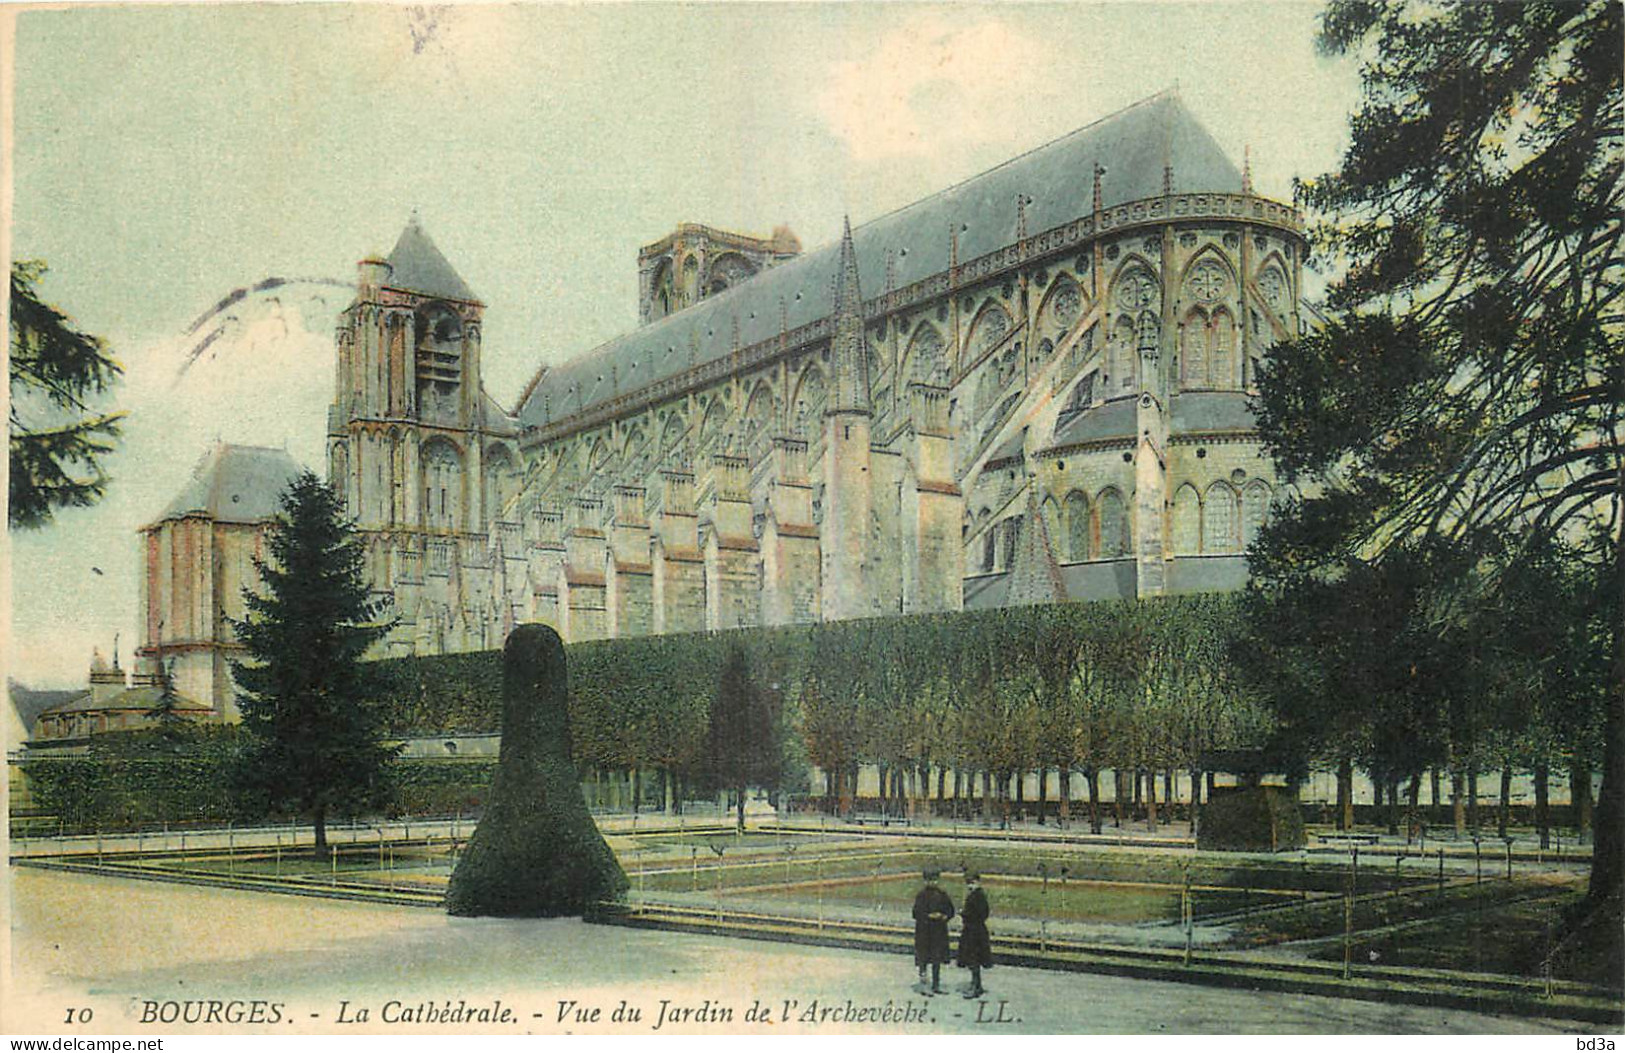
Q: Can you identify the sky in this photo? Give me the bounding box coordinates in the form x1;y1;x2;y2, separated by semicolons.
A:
5;2;1362;689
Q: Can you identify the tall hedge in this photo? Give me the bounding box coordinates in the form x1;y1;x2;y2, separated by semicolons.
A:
24;597;1270;831
359;595;1269;809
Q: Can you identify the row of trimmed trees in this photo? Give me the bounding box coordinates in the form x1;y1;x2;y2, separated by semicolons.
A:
562;596;1270;832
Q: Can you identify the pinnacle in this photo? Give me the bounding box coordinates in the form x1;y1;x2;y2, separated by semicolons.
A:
834;214;862;314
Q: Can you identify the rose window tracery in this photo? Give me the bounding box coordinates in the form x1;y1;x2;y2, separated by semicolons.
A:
1114;270;1155;312
1188;261;1227;304
1260;267;1288;312
1052;283;1081;328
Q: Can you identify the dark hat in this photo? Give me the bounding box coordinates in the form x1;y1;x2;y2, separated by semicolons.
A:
964;871;981;883
923;868;941;881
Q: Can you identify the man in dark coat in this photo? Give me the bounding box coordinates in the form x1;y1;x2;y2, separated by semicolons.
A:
956;871;992;998
911;869;955;994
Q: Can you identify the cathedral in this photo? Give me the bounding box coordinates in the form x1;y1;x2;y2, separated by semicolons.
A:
144;91;1308;709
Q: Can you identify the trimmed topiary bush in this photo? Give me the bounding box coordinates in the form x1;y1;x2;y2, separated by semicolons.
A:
444;624;628;917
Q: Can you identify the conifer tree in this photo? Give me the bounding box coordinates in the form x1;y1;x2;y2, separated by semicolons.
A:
707;645;783;832
231;471;395;855
149;659;194;744
9;261;125;528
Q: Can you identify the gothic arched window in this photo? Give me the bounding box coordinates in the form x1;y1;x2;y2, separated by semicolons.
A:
330;441;350;516
743;382;775;464
1258;261;1291;317
1242;480;1273;549
1064;490;1090;561
1210;308;1237;390
680;256;700;307
660;411;689;469
1109;316;1136;392
1097;487;1128;559
1039;275;1083;340
793;365;826;438
1003;515;1024;570
649;260;674;321
415;302;463;351
1182;308;1210;389
485;445;517;524
698;396;730;457
906;324;947;386
1172;484;1201;555
421;438;463;531
968;302;1013;359
1203;482;1239;553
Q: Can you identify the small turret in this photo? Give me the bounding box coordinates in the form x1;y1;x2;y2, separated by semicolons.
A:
88;646;126;707
357;257;393;300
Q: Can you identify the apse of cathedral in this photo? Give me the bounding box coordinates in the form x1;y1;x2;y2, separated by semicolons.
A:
152;90;1306;682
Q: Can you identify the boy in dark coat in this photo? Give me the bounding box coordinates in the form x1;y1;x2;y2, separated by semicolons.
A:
956;872;992;998
912;869;955;994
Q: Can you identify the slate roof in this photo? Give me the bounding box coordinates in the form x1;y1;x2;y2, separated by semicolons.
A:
1047;392;1257;451
9;681;80;728
1049;397;1137;448
962;573;1010;611
38;686;211;716
1169;391;1256;434
153;443;306;526
519;91;1243;430
482;389;519;436
985;430;1028;468
384;217;480;304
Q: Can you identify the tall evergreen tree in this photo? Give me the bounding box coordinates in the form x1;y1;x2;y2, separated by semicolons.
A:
9;261;125;528
231;471;396;855
149;659;194;744
1250;1;1622;915
707;645;783;832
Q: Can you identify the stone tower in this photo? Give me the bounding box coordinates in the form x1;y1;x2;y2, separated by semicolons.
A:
330;216;489;534
137;442;304;715
820;218;873;621
328;217;519;653
638;222;802;324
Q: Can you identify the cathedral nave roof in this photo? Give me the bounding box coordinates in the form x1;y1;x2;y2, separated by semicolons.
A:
518;92;1243;431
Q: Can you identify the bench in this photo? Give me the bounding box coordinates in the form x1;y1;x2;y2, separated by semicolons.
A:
1317;832;1380;846
844;814;911;828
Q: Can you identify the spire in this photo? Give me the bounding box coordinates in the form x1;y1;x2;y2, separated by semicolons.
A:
833;215;862;316
829;215;870;414
1242;145;1254;194
1092;164;1105;215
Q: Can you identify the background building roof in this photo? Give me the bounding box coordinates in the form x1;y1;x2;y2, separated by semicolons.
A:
38;685;212;717
9;681;81;730
153;442;306;526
